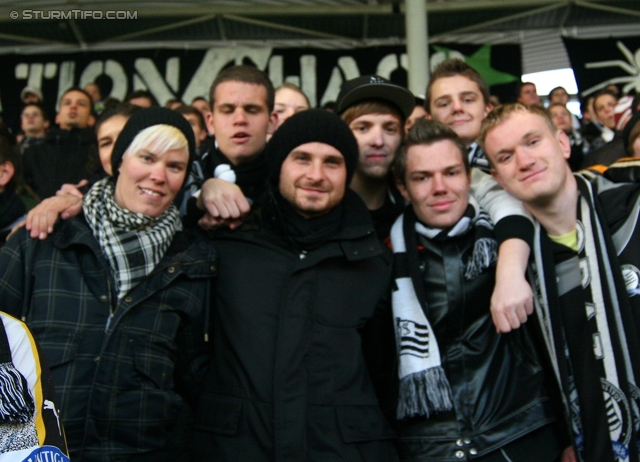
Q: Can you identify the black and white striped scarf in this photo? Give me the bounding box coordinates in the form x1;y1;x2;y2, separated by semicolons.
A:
83;177;182;302
390;196;497;419
530;176;640;462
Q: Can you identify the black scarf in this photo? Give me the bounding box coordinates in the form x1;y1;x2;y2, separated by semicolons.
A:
208;146;269;206
268;187;343;250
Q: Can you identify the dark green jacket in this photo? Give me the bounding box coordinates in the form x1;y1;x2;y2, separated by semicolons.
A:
0;217;216;461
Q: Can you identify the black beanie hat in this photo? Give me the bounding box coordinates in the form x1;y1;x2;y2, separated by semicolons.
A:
266;109;359;187
110;107;196;185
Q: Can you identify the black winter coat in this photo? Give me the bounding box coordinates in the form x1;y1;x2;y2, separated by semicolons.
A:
22;127;97;199
194;191;398;461
0;217;216;461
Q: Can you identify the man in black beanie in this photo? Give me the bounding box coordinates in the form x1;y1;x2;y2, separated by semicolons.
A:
194;109;398;461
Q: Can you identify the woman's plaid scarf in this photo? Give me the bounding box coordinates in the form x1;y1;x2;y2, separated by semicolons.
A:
83;177;182;302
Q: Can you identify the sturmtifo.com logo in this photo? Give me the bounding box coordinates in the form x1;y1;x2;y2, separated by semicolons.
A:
10;10;138;20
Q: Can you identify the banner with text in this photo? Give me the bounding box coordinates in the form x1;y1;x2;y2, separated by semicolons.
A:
0;43;521;124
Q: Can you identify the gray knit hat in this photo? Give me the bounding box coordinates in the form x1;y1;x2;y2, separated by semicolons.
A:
266;109;359;186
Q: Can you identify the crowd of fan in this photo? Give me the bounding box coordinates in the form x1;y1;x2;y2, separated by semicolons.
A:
0;59;639;462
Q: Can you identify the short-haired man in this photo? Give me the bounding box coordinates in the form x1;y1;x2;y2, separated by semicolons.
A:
194;109;398;461
480;103;640;462
426;58;538;333
548;102;588;171
425;58;492;172
517;82;542;108
22;87;97;199
20;103;49;153
390;118;567;462
334;74;415;239
549;86;581;132
185;65;277;225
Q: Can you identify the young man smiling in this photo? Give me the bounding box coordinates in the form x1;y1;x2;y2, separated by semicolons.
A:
390;118;567;462
194;110;398;461
426;58;538;334
334;74;415;239
480;103;640;462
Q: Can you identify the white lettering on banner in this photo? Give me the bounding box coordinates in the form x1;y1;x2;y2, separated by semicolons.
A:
182;47;273;104
9;47;410;111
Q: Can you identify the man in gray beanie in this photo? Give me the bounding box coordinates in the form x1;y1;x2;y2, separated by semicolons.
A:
194;109;398;461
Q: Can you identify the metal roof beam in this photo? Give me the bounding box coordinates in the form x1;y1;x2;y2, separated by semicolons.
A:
103;13;217;42
0;31;62;44
223;14;353;40
574;0;640;19
67;19;87;48
429;2;569;40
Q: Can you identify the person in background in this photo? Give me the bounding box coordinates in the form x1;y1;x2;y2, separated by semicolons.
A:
582;90;625;168
273;82;310;131
191;96;211;121
404;95;427;132
175;105;208;153
548;102;589;171
19;103;49;153
22;87;97;200
165;98;184;110
84;83;104;114
0;107;215;461
548;86;581;132
622;111;640;159
126;90;157;108
175;105;210;215
516;82;542;108
20;87;42;106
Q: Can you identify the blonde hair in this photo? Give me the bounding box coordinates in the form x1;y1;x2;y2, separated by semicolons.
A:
478;103;556;154
124;124;188;159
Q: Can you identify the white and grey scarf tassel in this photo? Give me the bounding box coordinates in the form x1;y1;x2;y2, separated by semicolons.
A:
0;362;34;423
465;237;498;280
397;367;454;419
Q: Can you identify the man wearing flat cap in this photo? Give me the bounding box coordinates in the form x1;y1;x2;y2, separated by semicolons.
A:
194;109;398;461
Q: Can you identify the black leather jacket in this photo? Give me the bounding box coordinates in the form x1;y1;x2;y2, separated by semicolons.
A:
394;229;559;461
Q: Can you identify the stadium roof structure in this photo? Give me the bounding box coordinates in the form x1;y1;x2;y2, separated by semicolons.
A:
0;0;638;72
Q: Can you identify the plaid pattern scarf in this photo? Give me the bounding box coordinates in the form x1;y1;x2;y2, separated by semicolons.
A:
390;196;496;419
83;178;182;302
